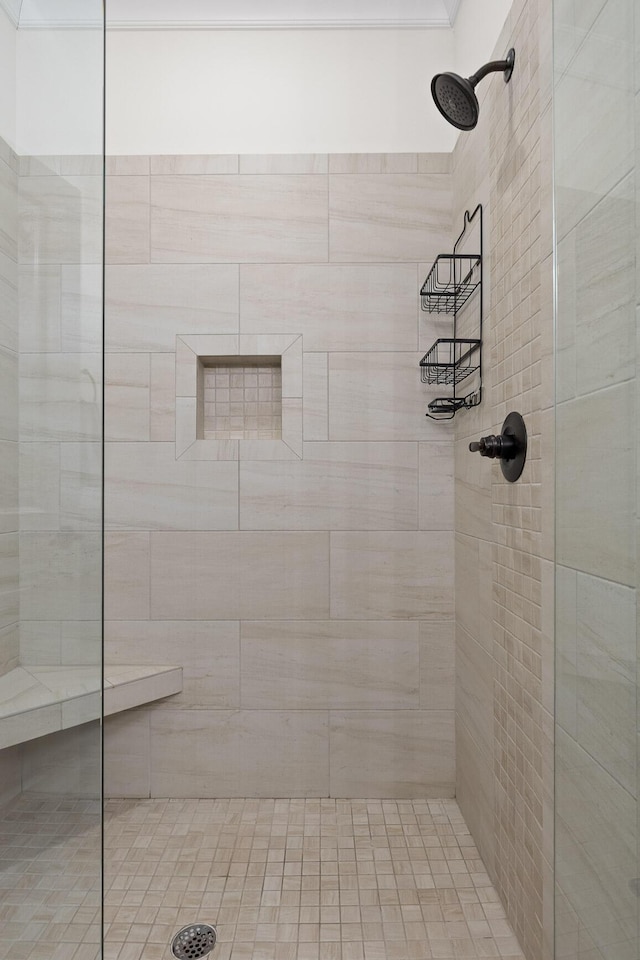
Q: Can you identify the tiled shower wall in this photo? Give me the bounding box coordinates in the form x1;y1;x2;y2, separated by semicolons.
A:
103;153;457;799
0;135;18;682
451;1;554;960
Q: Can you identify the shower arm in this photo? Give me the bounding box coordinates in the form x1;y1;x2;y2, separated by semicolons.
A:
469;48;516;87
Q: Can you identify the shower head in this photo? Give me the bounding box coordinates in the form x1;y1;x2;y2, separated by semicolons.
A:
431;48;515;131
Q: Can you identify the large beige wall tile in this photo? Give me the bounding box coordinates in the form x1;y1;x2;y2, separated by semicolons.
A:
19;353;102;442
151;175;329;263
60;442;102;531
329;174;451;262
556;382;634;585
0;157;17;261
454;436;492;542
241;620;419;709
240;264;418;351
456;714;495;876
0;534;18;633
329;353;449;441
150;353;176;441
303;353;328;441
150;532;329;620
18;264;61;353
329;154;418;174
0;441;18;534
239;155;328;174
0;251;18;354
19;442;60;531
105;620;240;709
0;345;17;442
419;621;454;709
105;442;238;531
105;175;150;264
455;533;493;654
456;624;493;753
574;572;636;794
105;264;239;352
20;532;101;620
149;708;329;797
419;443;454;530
103;710;150;798
60;264;103;353
330;531;453;620
240;442;418;530
329;710;455;797
0;745;21;809
150;155;238;175
105;354;150;441
19;175;103;264
104;532;150;620
21;723;100;798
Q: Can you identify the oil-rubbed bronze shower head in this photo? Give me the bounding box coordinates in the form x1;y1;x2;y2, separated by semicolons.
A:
431;48;515;130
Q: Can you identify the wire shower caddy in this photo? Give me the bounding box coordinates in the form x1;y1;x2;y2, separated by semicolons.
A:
419;203;483;419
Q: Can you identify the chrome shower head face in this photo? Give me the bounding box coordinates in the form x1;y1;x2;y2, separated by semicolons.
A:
431;73;479;130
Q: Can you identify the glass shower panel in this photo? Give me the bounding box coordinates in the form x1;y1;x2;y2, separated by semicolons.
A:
0;3;104;959
553;1;638;959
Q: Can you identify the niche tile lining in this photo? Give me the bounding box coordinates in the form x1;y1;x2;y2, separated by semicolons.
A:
175;333;302;461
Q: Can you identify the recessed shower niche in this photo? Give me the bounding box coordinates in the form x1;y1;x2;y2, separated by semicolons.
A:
175;334;303;460
200;356;282;441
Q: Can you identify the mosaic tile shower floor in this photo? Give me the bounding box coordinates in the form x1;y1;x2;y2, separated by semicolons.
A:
0;795;525;960
104;798;524;960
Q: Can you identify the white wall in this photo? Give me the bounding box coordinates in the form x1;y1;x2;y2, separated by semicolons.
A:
0;5;16;148
16;28;103;156
106;28;458;155
454;0;514;77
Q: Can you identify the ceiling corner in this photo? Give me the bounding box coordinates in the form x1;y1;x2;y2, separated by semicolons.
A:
0;0;21;27
443;0;462;25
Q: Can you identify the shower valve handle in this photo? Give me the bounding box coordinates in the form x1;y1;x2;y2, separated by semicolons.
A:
468;412;528;483
469;434;517;460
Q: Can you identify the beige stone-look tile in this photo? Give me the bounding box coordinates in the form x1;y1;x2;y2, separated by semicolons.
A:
150;353;176;441
0;745;21;807
0;344;17;442
19;353;102;442
104;710;151;798
0;533;18;632
555;564;577;739
21;720;100;796
105;354;150;441
330;531;453;620
19;441;60;530
240;442;418;530
149;708;329;797
417;154;453;174
456;713;495;877
150;532;329;620
419;443;454;531
240;620;419;709
574;571;636;795
329;353;450;442
18;264;61;353
329;174;451;262
105;442;239;530
0;156;17;261
455;533;493;654
281;398;303;458
60;155;103;176
240;264;418;352
105;620;240;709
0;249;18;354
151;175;329;263
19;175;103;264
106;156;150;175
0;624;18;677
454;434;492;542
303;352;328;441
105;666;182;715
282;336;303;398
60;620;102;666
556;382;634;585
60;442;102;531
105;175;150;264
419;621;454;709
237;438;300;461
20;532;101;620
0;703;62;751
329;710;454;797
455;623;493;756
329;154;418;174
150;155;239;175
60;264;103;353
106;264;240;352
0;440;18;534
104;532;150;620
240;154;328;174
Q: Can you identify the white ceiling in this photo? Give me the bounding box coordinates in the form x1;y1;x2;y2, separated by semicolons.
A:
2;0;463;29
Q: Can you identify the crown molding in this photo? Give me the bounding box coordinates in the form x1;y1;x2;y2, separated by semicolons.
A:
443;0;462;25
0;0;21;27
12;0;457;31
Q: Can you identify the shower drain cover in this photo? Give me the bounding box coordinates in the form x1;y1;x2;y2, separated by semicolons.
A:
171;923;217;960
